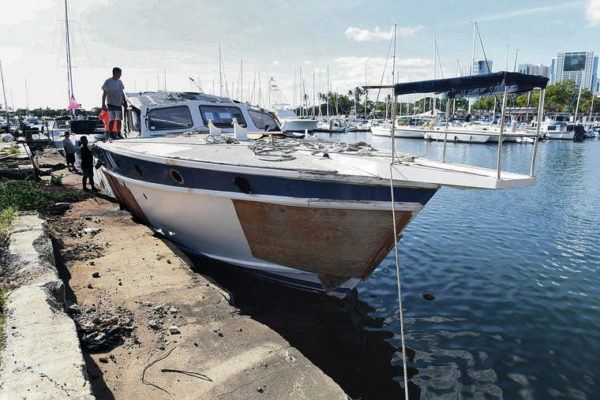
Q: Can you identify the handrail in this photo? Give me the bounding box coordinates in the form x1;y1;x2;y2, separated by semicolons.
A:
530;89;546;177
496;86;510;180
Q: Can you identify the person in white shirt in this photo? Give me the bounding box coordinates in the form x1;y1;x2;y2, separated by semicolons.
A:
62;131;76;171
101;67;126;139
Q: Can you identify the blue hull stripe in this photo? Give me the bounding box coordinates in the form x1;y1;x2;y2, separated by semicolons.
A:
95;147;437;204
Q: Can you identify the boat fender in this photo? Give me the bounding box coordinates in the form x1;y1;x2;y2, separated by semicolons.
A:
233;176;252;194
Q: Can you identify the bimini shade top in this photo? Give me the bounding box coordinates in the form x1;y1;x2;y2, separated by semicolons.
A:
393;72;549;98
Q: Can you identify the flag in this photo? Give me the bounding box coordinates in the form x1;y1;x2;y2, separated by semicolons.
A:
68;95;81;110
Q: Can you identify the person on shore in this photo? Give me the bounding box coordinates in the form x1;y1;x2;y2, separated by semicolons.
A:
101;67;126;139
62;131;76;171
79;136;96;192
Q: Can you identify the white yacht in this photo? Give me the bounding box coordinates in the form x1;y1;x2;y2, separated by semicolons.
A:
274;108;318;133
94;73;547;297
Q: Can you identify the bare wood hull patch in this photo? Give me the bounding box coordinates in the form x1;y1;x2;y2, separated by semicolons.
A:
233;200;413;279
105;174;149;224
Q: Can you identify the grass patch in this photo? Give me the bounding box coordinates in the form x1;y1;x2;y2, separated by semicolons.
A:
0;179;83;215
5;146;20;156
50;174;63;186
0;206;16;244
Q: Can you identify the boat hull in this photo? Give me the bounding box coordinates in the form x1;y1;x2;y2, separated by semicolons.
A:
547;132;575;140
96;151;436;296
371;125;424;138
424;130;490;143
279;119;318;133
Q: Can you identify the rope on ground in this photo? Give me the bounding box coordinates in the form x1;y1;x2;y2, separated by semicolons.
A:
141;346;177;398
160;368;212;382
389;162;410;400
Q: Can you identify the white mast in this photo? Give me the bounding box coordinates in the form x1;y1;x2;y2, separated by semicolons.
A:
468;21;476;114
470;21;476;76
432;33;437;116
239;59;243;101
64;0;75;115
391;23;397;121
218;44;223;96
0;60;9;122
24;79;29;114
574;83;583;122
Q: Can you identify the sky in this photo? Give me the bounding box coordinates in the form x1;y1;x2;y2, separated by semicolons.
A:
1;0;599;110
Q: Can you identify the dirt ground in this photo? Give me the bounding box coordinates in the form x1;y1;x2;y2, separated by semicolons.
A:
42;150;346;399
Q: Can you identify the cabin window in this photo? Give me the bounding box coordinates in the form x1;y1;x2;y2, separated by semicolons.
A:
198;105;247;128
147;106;193;131
249;110;279;131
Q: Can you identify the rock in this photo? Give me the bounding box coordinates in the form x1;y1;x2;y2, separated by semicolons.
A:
422;293;435;301
168;307;178;314
87;283;93;289
89;261;95;266
83;227;101;235
148;320;159;330
168;325;180;335
68;304;81;314
92;272;100;278
99;357;109;363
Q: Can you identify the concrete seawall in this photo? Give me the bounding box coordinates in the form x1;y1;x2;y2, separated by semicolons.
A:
0;213;94;400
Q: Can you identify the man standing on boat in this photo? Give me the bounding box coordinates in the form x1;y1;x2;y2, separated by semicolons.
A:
101;67;126;139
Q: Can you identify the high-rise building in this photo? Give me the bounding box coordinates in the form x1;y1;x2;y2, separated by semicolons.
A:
517;63;551;78
473;60;493;75
550;51;599;91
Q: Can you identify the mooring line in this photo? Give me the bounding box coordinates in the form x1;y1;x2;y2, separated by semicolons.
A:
389;162;410;400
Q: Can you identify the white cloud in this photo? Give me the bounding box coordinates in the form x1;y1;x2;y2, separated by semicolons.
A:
273;60;281;66
332;56;437;93
587;0;600;25
344;25;421;42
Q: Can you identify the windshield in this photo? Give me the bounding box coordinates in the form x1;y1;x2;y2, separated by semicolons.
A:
148;106;193;131
249;110;279;131
198;105;247;128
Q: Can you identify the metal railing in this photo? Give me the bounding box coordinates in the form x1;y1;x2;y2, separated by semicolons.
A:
389;87;546;180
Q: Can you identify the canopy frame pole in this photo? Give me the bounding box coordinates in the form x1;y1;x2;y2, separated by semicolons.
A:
496;86;509;180
442;97;450;162
530;88;545;177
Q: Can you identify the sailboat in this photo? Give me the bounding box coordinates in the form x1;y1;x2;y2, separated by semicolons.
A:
50;0;104;154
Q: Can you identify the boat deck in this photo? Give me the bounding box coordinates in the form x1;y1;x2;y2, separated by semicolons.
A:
100;136;535;190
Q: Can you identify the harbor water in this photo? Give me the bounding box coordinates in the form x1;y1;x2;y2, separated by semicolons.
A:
193;135;600;399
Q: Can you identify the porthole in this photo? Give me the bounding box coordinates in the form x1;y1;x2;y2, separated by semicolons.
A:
170;169;184;185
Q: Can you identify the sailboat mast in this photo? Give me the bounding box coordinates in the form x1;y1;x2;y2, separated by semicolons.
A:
64;0;75;114
470;21;476;76
24;79;29;114
218;44;223;96
0;60;9;122
391;23;397;122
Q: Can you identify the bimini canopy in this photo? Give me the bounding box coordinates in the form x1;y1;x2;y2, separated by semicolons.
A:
393;72;549;98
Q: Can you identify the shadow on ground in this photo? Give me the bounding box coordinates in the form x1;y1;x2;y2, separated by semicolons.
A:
190;255;421;400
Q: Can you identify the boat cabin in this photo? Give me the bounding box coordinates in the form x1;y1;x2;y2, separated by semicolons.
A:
123;91;281;138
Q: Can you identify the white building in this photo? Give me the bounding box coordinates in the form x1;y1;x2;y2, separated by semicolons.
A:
550;51;599;91
473;60;493;75
518;64;550;78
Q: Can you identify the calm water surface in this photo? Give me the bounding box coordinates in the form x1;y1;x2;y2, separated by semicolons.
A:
193;134;600;399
